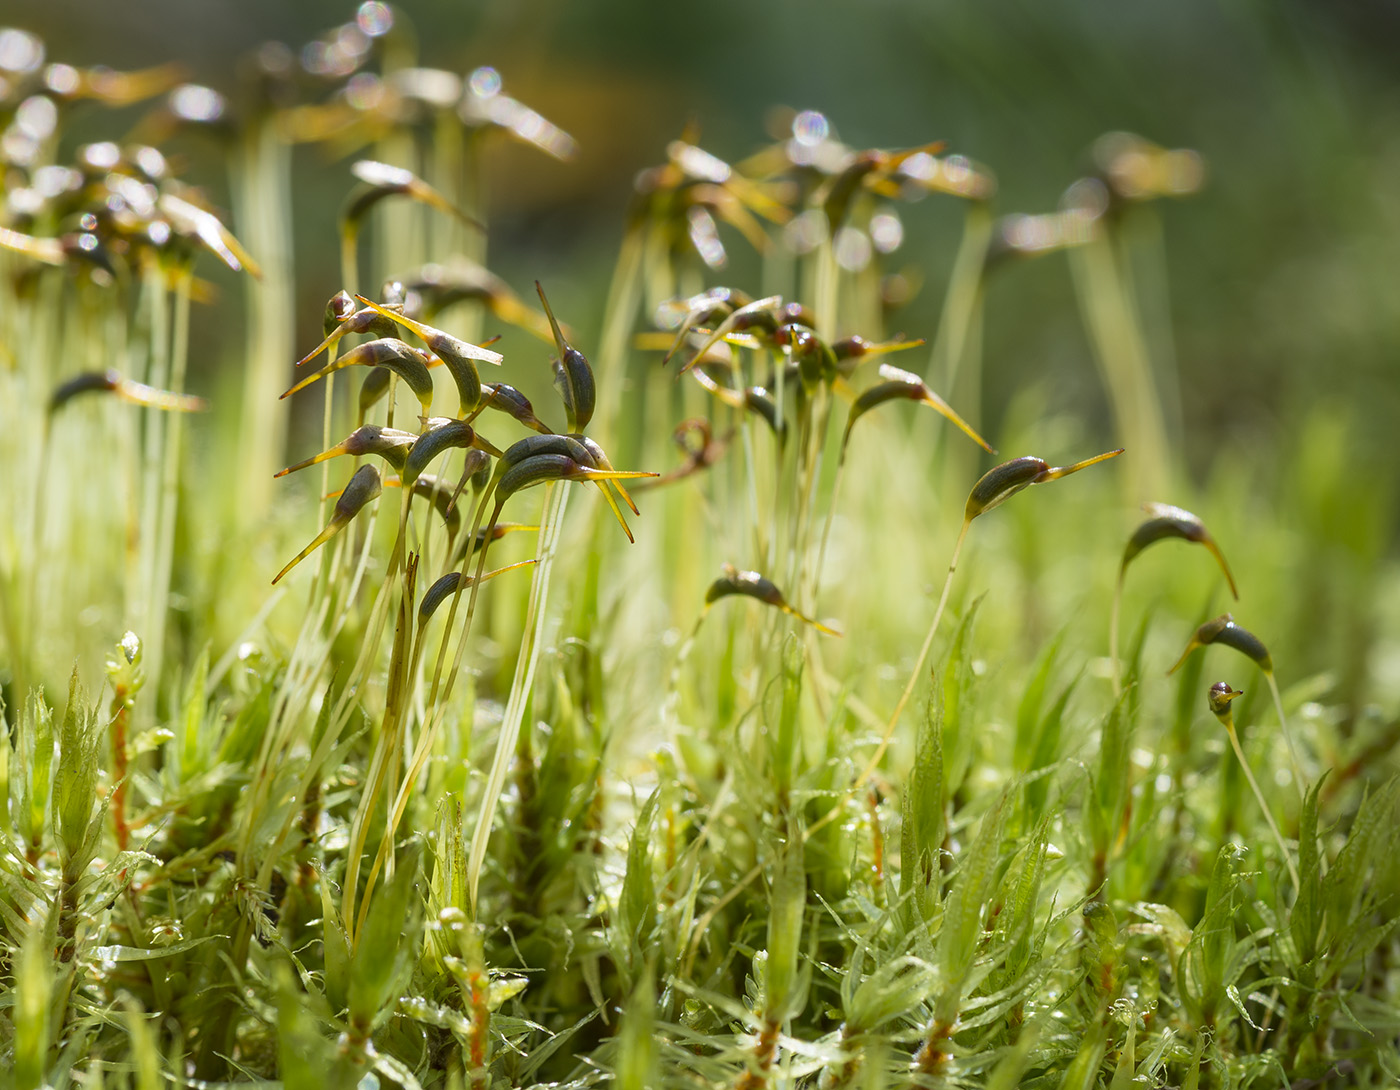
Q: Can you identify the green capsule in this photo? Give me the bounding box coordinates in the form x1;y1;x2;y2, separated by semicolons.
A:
842;364;994;459
282;337;436;417
403;420;498;485
965;448;1123;522
537;282;595;432
273;464;382;584
275;424;419;477
1122;502;1238;598
703;564;839;635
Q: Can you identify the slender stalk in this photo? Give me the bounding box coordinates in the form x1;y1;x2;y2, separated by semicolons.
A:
146;265;193;709
1225;721;1299;892
870;520;970;783
467;482;570;915
1265;671;1306;800
1109;569;1125;697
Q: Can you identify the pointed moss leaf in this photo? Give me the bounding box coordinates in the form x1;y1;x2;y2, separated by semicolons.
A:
899;694;944;924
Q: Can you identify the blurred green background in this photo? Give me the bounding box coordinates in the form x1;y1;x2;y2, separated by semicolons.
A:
14;0;1400;471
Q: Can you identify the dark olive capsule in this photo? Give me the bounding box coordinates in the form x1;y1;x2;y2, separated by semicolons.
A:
965;457;1047;520
420;571;464;621
479;382;552;434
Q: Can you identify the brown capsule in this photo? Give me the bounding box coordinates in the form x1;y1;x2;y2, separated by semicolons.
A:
323;290;356;337
703;564;839;636
1121;502;1238;599
831;334;924;369
841;364;994;460
536;282;595;432
1207;681;1243;723
493;453;656;544
657;286;753;365
273;464;381;584
274;423;420;477
281;337;435;417
964;448;1124;522
1169;613;1273;676
48;369;206;415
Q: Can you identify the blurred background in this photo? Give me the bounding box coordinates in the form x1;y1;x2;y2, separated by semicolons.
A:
12;0;1400;464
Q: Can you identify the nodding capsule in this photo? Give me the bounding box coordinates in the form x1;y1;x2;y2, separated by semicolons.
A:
49;370;121;413
324;290;356;336
403;419;494;485
536;281;596;432
342;160;483;236
479;382;552;434
1207;680;1243;721
496;452;583;502
1170;613;1273;675
965;448;1124;521
300;303;401;368
703;564;840;635
282;337;435;416
420;571;464;622
273;464;382;584
1121;502;1238;599
965;457;1047;521
274;423;420;477
843;365;994;457
359;367;392;419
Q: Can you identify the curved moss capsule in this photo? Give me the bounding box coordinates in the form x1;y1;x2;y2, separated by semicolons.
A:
965;457;1048;520
744;387;785;441
159;193;262;278
48;369;207;415
965;448;1123;521
842;364;994;459
358;367;392;420
274;423;419;477
479;382;553;434
537;281;595;432
352;294;503;415
1207;681;1243;722
703;564;839;636
677;295;785;376
273;464;381;584
281;337;435;416
403;419;497;485
342;160;483;236
299;303;401;368
323;290;356;337
1169;613;1273;675
1121;501;1238;599
497;452;656;506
